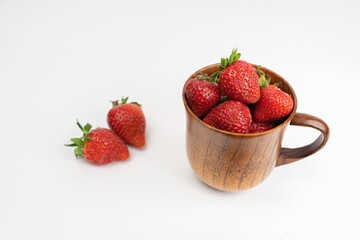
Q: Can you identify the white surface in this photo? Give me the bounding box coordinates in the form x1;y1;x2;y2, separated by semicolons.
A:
1;0;359;239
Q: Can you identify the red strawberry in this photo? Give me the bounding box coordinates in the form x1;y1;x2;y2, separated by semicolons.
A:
253;85;294;122
185;78;198;92
66;120;129;165
185;73;221;118
203;100;252;133
211;49;260;103
107;97;146;148
250;121;274;133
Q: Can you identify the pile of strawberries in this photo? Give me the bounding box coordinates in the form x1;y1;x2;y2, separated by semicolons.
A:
185;49;294;134
66;97;146;165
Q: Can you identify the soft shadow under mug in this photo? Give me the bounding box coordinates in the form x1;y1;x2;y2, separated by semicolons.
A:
183;64;329;191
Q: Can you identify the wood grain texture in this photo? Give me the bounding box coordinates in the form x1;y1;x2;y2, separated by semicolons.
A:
183;63;329;191
277;113;330;166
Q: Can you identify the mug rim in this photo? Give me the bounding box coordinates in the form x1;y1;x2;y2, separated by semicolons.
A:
182;63;298;137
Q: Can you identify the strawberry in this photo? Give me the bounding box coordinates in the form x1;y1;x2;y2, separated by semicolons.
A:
203;100;252;133
211;49;260;104
250;121;274;133
185;77;198;93
185;73;221;118
65;120;129;165
107;97;146;148
253;85;294;122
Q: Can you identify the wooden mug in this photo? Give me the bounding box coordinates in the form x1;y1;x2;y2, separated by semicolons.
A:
183;64;329;191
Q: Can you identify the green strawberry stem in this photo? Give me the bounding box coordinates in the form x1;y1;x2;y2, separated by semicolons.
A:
256;66;282;89
112;100;120;108
210;72;221;83
121;96;129;105
196;72;211;81
273;82;281;87
112;97;141;107
210;48;241;83
219;48;241;71
65;120;93;157
220;95;231;103
257;65;271;89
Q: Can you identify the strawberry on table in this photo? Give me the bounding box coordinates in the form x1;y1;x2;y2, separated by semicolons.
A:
203;100;252;133
65;120;129;165
107;97;146;148
185;73;221;118
211;49;260;104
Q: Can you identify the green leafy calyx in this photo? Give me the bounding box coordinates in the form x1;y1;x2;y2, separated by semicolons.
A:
219;48;241;71
196;72;211;81
65;120;93;158
256;65;282;89
210;72;221;83
210;48;241;83
220;95;231;103
257;65;271;89
112;97;141;107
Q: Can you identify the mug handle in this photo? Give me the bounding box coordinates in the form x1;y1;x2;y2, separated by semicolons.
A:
276;112;330;167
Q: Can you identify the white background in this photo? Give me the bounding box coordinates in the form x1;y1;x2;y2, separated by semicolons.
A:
1;0;359;239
